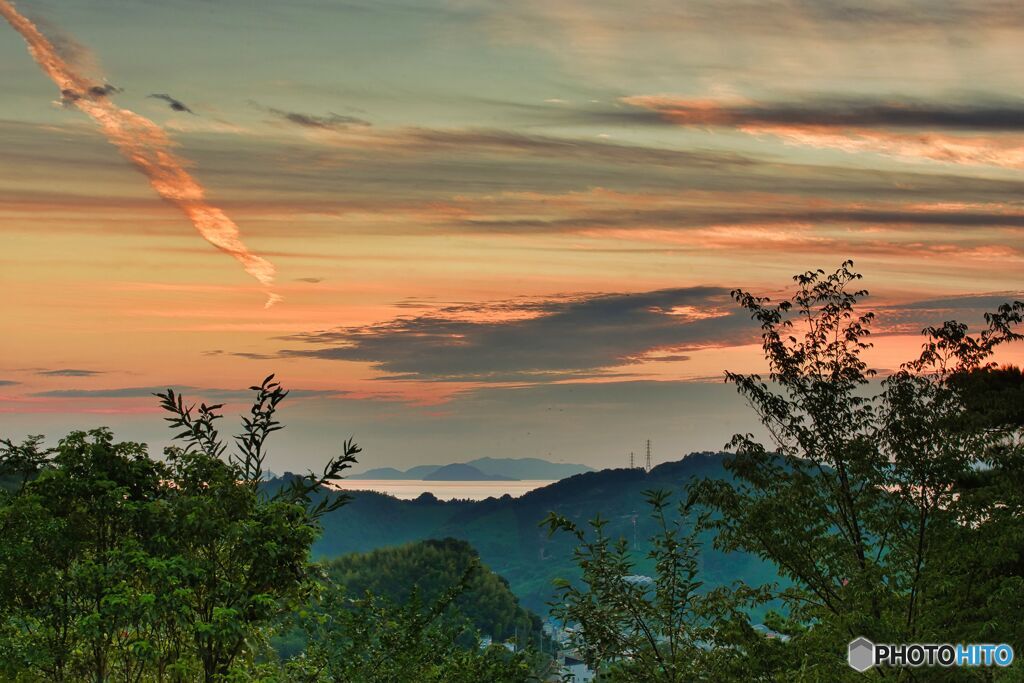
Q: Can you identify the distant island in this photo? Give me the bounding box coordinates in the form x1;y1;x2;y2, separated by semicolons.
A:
349;456;594;481
422;463;515;481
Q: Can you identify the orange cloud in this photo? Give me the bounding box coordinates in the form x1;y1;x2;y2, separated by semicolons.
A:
0;0;278;304
624;95;1024;170
743;125;1024;170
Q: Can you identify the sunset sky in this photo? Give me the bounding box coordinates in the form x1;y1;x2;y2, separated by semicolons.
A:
2;0;1022;473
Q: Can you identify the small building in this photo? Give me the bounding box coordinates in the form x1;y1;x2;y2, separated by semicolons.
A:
562;655;596;682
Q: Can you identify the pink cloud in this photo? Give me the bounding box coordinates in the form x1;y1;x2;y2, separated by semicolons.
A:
0;0;279;305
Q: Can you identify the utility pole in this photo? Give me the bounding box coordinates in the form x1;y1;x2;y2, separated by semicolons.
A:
645;439;652;472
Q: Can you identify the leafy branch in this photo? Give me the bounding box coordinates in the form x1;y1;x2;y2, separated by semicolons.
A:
154;374;360;519
0;435;55;487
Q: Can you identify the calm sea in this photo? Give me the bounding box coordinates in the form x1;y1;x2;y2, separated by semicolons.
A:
330;479;556;501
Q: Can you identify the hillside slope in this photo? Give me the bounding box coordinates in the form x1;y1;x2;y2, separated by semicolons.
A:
325;538;541;642
467;457;593;480
309;453;781;613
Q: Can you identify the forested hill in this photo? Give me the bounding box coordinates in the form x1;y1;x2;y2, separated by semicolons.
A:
325;538;542;643
302;452;781;614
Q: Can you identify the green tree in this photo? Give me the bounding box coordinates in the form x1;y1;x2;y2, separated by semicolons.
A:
320;538;541;645
0;428;168;681
0;375;360;681
283;559;539;682
543;263;1023;681
696;262;1024;680
542;490;772;682
152;376;359;680
0;435;54;490
883;326;1024;652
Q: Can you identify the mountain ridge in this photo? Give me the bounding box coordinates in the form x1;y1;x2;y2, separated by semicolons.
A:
349;456;594;481
422;463;516;481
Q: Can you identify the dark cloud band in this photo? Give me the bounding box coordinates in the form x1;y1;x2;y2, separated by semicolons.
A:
278;288;750;381
621;97;1024;131
37;368;103;377
456;208;1024;233
270;287;1023;384
148;93;195;115
267;107;371;130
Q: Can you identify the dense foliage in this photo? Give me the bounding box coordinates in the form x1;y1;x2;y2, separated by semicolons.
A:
693;263;1024;680
281;553;540;682
323;538;542;645
546;490;711;681
0;378;539;681
545;490;789;681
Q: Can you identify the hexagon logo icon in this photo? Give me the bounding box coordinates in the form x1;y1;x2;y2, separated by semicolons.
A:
848;637;875;672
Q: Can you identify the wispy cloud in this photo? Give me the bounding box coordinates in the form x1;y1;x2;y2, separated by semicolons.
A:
148;93;195;115
467;0;1024;82
453;201;1024;234
391;127;753;168
269;117;754;169
747;128;1024;171
623;95;1024;169
12;115;1024;238
37;368;103;377
472;0;1024;39
874;292;1024;334
30;385;347;399
267;107;371;130
0;1;278;304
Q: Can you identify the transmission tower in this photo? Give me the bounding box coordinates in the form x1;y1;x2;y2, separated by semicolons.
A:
645;439;652;471
629;451;635;469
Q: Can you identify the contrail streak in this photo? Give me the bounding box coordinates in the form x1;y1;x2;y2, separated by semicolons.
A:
0;0;280;306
